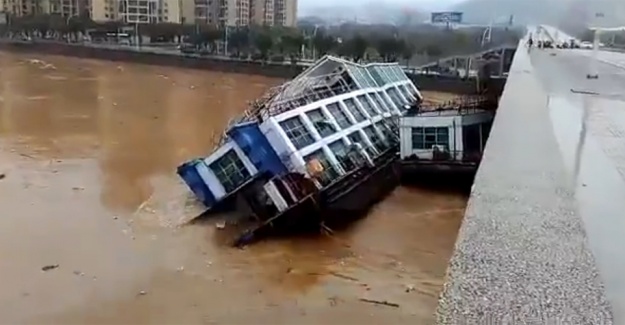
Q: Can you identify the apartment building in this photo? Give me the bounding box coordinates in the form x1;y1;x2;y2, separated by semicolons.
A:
186;0;296;27
1;0;42;16
1;0;297;27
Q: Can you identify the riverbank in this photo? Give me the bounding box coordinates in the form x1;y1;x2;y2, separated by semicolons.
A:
0;39;493;94
0;39;305;78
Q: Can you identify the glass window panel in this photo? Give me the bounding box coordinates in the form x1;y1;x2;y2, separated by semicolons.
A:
343;98;366;122
304;149;339;187
209;150;251;193
399;84;413;100
371;92;388;112
411;127;450;150
307;108;336;138
376;121;396;146
387;88;406;108
280;116;315;150
329;139;357;171
356;94;378;117
363;125;385;153
326;102;352;129
379;91;397;111
367;66;384;86
348;131;376;157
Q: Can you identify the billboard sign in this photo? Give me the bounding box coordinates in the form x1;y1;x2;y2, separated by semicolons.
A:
431;12;463;24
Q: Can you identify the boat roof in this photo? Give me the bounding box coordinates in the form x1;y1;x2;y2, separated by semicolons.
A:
212;55;414;147
244;55;411;120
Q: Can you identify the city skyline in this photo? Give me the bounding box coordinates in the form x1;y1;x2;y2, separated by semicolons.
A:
0;0;298;27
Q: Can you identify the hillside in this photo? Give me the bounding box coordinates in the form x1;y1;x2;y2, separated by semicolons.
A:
452;0;625;30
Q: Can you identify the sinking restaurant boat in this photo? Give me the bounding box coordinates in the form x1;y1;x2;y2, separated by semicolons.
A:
177;55;421;246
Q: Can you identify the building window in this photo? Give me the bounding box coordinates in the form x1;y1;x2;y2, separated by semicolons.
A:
363;125;385;153
357;94;378;117
304;149;339;187
209;149;251;193
343;98;366;122
280;116;315;150
411;127;450;150
307;109;336;138
326;102;352;129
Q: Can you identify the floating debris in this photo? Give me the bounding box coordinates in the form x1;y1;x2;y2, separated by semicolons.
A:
41;264;59;272
359;298;400;308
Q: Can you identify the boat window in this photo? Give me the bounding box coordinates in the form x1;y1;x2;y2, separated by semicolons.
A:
329;139;356;171
399;84;414;100
359;67;377;88
367;66;385;86
209;149;251;193
307;109;336;138
386;88;406;108
342;98;366;122
412;127;450;150
376;121;396;145
363;125;385;153
304;149;340;187
349;131;377;157
280;116;315;150
356;94;378;117
326;103;352;129
393;66;405;81
370;93;388;112
378;91;396;111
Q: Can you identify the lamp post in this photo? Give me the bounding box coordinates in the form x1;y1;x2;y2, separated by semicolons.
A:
587;12;604;79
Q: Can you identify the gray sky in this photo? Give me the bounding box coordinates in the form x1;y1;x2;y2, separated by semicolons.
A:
299;0;466;13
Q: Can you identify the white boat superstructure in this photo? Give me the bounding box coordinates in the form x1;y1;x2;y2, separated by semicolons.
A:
179;55;421;211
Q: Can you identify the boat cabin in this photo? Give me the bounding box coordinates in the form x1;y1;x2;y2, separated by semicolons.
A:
178;55;421;215
399;106;494;163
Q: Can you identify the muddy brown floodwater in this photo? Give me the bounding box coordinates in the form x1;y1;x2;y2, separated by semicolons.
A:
0;52;466;324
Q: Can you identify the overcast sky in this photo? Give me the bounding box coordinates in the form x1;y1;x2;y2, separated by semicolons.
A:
299;0;467;13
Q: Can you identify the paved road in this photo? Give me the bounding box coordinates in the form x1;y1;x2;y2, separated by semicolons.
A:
437;45;625;323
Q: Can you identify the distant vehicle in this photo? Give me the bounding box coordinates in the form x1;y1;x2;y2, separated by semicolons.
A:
580;41;594;49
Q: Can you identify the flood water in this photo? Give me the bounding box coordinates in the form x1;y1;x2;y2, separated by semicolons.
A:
0;52;466;324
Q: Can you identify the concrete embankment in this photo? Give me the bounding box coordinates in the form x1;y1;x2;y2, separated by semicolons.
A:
0;40;304;78
0;40;494;95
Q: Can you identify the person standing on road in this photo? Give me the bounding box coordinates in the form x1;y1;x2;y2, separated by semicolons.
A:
527;35;534;52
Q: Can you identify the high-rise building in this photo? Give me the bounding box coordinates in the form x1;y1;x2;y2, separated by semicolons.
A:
1;0;297;27
1;0;43;16
186;0;296;27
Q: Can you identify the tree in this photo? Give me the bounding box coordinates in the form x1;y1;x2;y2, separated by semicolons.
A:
280;33;304;63
376;37;402;62
142;23;183;42
312;30;337;58
254;30;273;60
423;43;443;58
339;35;368;62
400;40;415;65
228;27;251;57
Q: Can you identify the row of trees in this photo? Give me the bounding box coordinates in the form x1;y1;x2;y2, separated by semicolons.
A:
1;13;522;64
